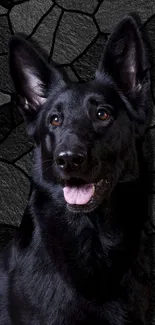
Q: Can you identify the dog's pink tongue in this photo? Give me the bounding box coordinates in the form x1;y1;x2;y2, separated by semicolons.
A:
63;184;94;205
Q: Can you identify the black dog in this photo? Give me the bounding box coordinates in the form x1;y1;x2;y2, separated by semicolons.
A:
0;16;150;325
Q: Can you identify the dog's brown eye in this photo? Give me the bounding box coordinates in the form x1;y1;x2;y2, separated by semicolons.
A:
97;109;110;121
50;115;61;127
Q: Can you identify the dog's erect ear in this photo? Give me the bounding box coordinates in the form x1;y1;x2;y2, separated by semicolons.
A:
9;36;66;135
96;17;147;95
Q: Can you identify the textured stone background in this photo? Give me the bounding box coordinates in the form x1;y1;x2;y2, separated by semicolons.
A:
0;0;155;323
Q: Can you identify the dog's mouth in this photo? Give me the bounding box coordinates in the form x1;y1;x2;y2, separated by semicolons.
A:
63;178;110;213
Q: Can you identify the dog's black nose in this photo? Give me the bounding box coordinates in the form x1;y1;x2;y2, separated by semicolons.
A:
56;151;86;171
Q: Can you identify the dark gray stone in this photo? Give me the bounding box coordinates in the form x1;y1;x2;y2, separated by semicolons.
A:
15;151;33;176
0;162;30;226
0;124;33;161
53;12;97;64
0;55;13;93
0;16;11;53
63;66;78;81
10;0;52;35
11;103;24;126
74;34;106;80
95;0;155;33
55;0;97;13
0;92;10;106
0;6;7;14
32;6;61;56
0;103;13;142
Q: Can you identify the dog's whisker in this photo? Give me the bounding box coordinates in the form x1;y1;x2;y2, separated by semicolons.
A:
43;163;54;174
42;159;53;164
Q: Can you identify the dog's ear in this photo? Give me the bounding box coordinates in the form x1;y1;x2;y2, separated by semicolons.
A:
96;17;148;96
9;36;66;135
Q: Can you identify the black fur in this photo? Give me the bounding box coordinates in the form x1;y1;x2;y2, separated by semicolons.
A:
0;16;150;324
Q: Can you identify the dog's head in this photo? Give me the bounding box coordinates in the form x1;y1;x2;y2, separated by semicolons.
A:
9;17;149;213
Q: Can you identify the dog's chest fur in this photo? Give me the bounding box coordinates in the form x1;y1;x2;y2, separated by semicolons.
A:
0;182;147;325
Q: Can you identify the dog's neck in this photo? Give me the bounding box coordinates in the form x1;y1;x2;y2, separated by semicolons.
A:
16;176;145;300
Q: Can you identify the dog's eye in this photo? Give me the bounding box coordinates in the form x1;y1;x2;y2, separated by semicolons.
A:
97;109;110;121
50;115;61;127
